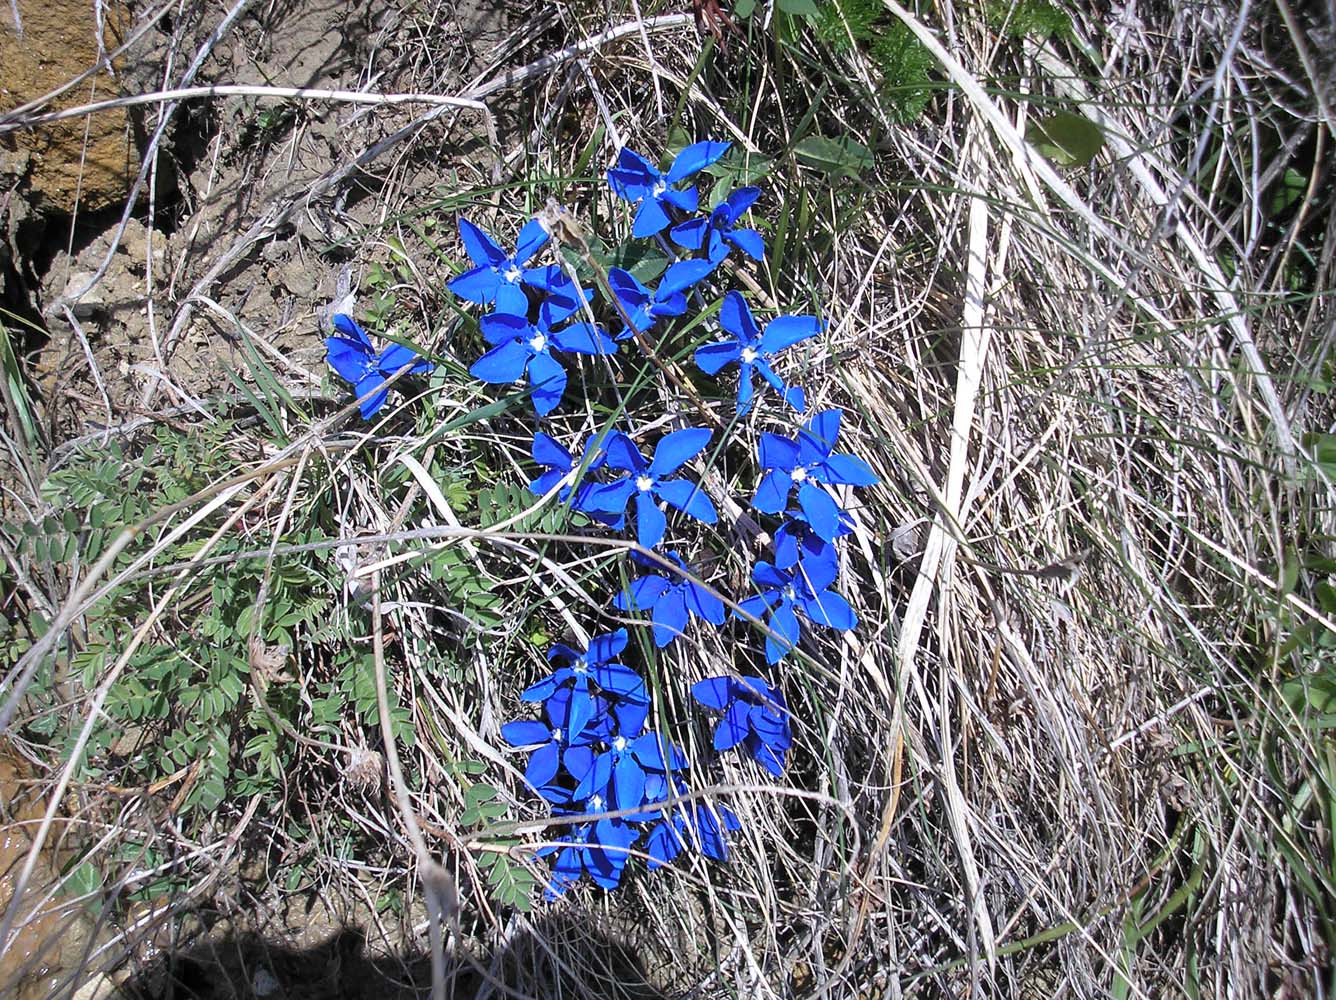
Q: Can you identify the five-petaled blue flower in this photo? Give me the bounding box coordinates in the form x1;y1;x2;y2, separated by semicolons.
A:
469;311;617;416
540;797;638;897
449;217;555;315
325;313;433;419
773;506;853;570
613;551;725;647
736;553;857;664
671;187;765;265
571;729;689;815
586;428;718;549
608;141;732;238
529;430;625;528
695;291;818;414
645;794;741;869
692;675;792;776
608;259;714;341
753;409;878;542
522;630;647;745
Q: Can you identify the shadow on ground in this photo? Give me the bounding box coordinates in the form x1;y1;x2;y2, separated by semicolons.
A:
116;912;671;1000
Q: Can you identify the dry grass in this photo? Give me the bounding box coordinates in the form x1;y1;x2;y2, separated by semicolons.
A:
1;1;1333;998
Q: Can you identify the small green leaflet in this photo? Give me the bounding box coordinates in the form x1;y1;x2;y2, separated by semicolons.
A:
1025;111;1105;168
794;136;873;179
777;0;820;14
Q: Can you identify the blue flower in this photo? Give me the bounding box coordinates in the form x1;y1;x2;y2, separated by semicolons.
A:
608;141;732;238
469;311;617;416
325;313;432;419
613;551;725;647
521;629;647;745
448;217;552;315
645;796;741;869
584;429;718;549
528;431;625;528
691;675;792;776
752;409;879;542
502;686;604;791
772;507;853;570
736;553;856;664
608;259;714;341
540;795;638;896
670;187;765;265
695;291;818;414
570;729;689;816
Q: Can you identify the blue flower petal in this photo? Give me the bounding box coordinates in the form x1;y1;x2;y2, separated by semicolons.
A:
332;314;374;349
616;575;670;612
735;364;756;414
377;342;429;376
727;228;766;261
751;738;786;777
649;427;712;477
457;218;508;267
695;340;743;375
804;589;857;630
532;431;573;471
449;265;504;305
501;720;551;747
797;542;840;593
574;751;614;800
326;336;372;384
761;314;822;354
666;140;731;183
720;186;762;222
551;322;617;356
525;742;562;788
659;258;714;295
765;601;801;664
354;371;389;419
647;821;685;869
527;351;567;415
635;492;667;550
796;480;842;543
720;291;760;342
632;732;687;771
714;702;749;750
582;477;636;516
613;756;646;811
758;433;801;471
656;479;717;524
684;580;726;625
650;586;689;647
593;662;647;702
493;281;530;317
469;339;529;384
514;217;551;265
692;676;733;711
479;312;529;345
752;561;790;590
752;469;794;514
588;628;629;662
669;217;709;252
603;432;647;473
632;197;673;238
801;409;842;457
661;187;699;214
819;453;880;487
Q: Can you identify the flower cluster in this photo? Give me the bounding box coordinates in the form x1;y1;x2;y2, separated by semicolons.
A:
328;139;879;899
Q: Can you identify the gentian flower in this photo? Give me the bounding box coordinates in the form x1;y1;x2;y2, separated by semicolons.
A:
691;675;792;776
571;729;689;815
521;630;647;745
772;507;853;570
694;291;817;413
613;551;725;647
585;429;718;549
645;797;741;869
752;409;879;542
325;313;432;419
608;259;715;341
501;687;608;791
529;431;624;528
670;187;765;265
736;554;856;664
469;310;617;416
608;141;731;237
540;795;638;896
449;217;552;315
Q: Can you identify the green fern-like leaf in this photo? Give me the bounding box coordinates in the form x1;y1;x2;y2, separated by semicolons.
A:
815;0;880;50
872;21;935;122
986;0;1070;39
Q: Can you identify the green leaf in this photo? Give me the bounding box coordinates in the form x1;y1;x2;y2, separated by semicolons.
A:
1270;167;1307;217
734;0;756;17
777;0;819;14
1025;111;1105;168
793;135;873;179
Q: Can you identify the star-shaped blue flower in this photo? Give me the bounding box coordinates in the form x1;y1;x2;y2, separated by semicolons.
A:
736;553;857;664
502;686;599;791
540;796;638;896
608;141;732;237
585;429;718;549
608;258;714;341
325;313;433;419
645;795;741;869
528;430;625;528
613;551;725;647
773;507;853;570
469;311;617;416
570;729;689;817
691;675;792;776
448;217;553;315
753;409;878;542
695;291;818;414
521;629;647;745
670;187;765;265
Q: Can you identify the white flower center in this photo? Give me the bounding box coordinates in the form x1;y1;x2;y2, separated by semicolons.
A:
783;585;798;603
651;178;667;198
504;264;522;283
589;794;605;811
528;334;547;353
741;346;759;364
572;658;588;674
791;467;808;483
612;736;627;752
635;475;655;492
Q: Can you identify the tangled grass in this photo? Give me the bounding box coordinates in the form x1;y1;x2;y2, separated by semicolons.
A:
1;1;1333;998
